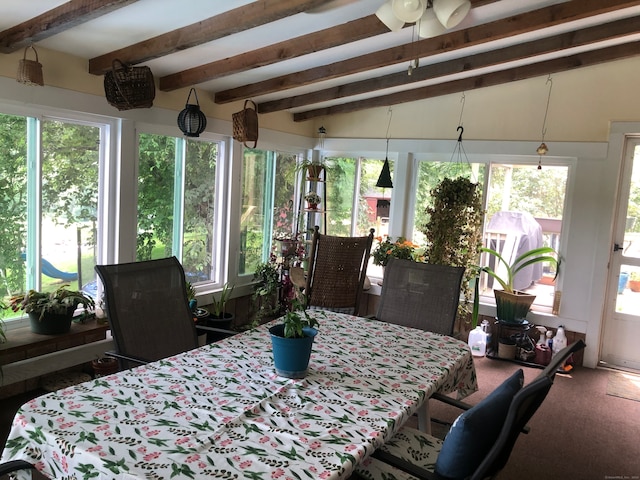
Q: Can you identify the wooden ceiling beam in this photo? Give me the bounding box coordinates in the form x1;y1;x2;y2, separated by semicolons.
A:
0;0;139;53
158;15;386;92
158;0;499;91
258;16;640;114
292;41;640;121
215;0;640;104
88;0;331;75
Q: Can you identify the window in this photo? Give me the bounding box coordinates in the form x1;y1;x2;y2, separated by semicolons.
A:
239;149;298;275
412;160;567;311
137;133;224;285
0;113;103;320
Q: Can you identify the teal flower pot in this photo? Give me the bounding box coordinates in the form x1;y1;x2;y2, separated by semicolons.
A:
269;324;317;379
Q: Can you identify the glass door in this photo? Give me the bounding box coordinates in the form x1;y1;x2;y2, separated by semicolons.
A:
601;137;640;370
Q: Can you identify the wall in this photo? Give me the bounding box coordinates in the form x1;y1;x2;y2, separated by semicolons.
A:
315;57;640;143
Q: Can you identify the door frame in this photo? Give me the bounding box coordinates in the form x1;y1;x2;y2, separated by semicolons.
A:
600;134;640;370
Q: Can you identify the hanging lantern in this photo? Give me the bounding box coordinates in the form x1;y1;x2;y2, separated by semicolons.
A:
177;88;207;137
376;156;393;188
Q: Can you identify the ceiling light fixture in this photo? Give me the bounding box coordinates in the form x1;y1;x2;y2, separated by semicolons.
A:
376;107;394;189
376;0;471;38
177;88;207;137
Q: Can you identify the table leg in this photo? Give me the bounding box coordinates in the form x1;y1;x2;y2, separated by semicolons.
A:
416;401;432;435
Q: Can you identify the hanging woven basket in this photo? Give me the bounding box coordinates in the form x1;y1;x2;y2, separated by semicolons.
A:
17;45;44;86
104;59;155;111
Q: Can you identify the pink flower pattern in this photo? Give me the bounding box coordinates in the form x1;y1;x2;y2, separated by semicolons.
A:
1;310;477;479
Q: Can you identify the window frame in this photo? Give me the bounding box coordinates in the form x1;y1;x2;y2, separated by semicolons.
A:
135;124;230;295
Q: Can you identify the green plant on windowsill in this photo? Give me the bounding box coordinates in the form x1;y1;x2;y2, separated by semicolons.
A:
210;282;235;318
8;284;95;321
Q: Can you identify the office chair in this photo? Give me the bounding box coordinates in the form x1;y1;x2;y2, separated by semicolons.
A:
292;226;374;316
95;256;234;369
353;340;586;480
374;257;465;335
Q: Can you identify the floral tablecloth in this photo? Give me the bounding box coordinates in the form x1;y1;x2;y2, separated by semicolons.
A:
1;310;477;479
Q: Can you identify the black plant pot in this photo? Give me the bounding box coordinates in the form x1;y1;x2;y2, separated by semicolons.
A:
29;309;74;335
203;313;234;343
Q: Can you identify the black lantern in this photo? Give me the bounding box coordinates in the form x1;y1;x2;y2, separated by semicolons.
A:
376;138;393;188
177;88;207;137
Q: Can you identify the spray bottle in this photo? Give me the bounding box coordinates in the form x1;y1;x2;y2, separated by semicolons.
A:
534;326;551;365
553;325;568;356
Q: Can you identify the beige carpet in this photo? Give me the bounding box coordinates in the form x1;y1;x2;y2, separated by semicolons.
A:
607;371;640;402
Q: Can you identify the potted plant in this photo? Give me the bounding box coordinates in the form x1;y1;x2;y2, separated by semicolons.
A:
304;191;321;210
207;282;235;326
628;271;640;292
252;262;284;325
268;294;319;379
371;235;421;267
8;285;95;335
421;176;484;329
295;158;328;181
478;245;560;323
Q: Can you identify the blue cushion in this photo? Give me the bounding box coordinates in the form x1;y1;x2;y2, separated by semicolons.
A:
434;368;524;479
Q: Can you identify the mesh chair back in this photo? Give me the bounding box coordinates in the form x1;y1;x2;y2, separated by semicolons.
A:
95;257;198;366
376;257;465;335
305;226;374;315
473;339;586;479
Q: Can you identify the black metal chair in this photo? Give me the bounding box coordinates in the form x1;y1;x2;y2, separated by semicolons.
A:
353;339;586;480
95;256;234;369
292;226;374;316
0;460;35;476
374;257;465;335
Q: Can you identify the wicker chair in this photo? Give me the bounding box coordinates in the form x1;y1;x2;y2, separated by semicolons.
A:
95;256;234;369
293;226;374;316
374;257;465;336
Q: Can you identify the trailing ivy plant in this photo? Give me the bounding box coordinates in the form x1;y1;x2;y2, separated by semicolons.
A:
422;176;484;328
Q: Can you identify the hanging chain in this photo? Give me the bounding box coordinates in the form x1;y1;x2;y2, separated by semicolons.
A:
537;75;553;169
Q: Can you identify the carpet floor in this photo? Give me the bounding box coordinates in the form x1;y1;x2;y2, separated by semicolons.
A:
606;370;640;402
429;357;640;480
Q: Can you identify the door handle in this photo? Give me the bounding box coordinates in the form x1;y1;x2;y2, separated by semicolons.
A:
613;243;623;252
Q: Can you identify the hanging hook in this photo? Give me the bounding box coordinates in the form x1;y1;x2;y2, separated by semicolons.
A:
457;125;464;142
385;107;393;140
457;92;466;128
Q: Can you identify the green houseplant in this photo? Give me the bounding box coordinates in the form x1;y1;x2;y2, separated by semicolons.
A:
9;285;95;334
269;295;320;378
252;262;283;325
210;282;235;318
478;245;560;323
421;176;484;328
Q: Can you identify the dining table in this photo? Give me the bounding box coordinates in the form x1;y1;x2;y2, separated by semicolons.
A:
1;309;478;479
